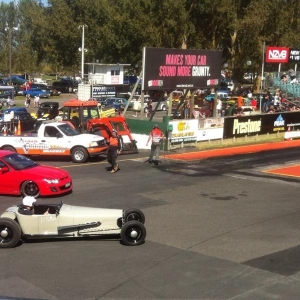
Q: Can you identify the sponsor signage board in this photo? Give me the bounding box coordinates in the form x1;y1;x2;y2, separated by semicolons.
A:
265;46;289;63
289;48;300;62
223;112;300;138
168;119;198;142
142;47;222;90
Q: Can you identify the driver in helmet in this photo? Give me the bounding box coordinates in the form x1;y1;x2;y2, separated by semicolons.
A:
19;196;36;215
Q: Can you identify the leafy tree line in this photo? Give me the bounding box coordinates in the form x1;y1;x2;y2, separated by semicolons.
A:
0;0;300;90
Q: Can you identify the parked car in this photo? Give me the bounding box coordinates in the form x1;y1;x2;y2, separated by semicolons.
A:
0;202;146;248
30;83;52;95
0;150;72;197
32;101;59;120
103;97;133;111
23;88;50;98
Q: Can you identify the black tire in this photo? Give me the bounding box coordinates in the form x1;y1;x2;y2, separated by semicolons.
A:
21;180;40;197
0;218;21;248
161;105;167;111
2;146;16;152
71;146;89;163
124;209;145;224
121;221;146;246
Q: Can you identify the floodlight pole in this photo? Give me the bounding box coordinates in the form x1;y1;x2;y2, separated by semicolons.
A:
78;25;88;82
5;26;18;86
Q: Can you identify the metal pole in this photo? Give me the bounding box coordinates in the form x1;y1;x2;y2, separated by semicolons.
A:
8;29;12;86
81;25;85;81
79;25;87;82
260;41;265;112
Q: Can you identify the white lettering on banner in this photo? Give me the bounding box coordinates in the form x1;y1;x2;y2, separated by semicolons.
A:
192;66;210;76
267;50;287;60
233;119;261;134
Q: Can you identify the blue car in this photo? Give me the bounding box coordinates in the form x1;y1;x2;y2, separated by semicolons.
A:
103;97;132;111
23;88;50;98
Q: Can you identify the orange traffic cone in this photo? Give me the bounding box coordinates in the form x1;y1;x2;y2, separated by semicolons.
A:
17;120;21;136
14;126;17;135
3;126;7;136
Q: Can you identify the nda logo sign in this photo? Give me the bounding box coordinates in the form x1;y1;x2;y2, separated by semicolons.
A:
265;46;290;63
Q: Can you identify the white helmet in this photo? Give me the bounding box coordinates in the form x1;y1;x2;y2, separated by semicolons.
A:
22;196;36;207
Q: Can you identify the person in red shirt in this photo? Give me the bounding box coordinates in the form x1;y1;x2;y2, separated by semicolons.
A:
107;130;122;173
146;124;165;165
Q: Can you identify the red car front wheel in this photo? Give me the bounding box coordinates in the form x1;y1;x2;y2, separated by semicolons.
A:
21;180;40;198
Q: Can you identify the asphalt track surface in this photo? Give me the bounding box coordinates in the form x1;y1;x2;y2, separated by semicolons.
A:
1;140;300;299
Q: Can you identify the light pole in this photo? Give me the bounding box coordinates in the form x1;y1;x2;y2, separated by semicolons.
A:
78;25;88;82
5;25;18;86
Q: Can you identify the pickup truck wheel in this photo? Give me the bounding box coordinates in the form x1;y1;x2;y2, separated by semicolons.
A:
0;218;21;248
2;146;16;152
124;209;145;224
21;180;40;197
71;146;88;163
121;221;146;246
162;105;167;111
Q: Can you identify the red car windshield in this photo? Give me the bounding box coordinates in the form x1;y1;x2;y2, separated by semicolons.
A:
2;153;38;170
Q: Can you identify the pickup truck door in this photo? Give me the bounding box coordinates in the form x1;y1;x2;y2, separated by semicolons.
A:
39;126;71;156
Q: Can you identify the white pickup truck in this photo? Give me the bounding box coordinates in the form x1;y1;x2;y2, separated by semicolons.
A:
0;121;108;163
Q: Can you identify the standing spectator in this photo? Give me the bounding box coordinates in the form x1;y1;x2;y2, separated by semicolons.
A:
146;124;165;165
132;98;140;117
247;90;252;106
34;95;40;108
146;100;153;118
216;98;222;117
25;94;31;108
237;95;243;107
262;89;269;112
107;130;122;173
184;99;190;119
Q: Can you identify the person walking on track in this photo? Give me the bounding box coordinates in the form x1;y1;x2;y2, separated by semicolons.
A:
107;130;122;173
146;124;165;165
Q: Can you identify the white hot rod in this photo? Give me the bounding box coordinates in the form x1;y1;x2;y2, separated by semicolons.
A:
0;202;146;247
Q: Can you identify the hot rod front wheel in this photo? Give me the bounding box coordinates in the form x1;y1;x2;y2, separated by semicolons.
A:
0;218;21;248
121;221;146;246
124;209;145;224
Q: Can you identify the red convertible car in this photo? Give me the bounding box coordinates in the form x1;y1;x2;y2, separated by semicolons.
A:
0;150;72;197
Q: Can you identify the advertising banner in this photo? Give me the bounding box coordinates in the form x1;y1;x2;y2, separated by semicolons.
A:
289;49;300;62
169;119;198;142
142;47;222;90
223;112;300;138
265;46;289;63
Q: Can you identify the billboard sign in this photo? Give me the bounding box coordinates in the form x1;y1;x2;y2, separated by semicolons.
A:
265;46;289;63
142;47;222;90
289;49;300;62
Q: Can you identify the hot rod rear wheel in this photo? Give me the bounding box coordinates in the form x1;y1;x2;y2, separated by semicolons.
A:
0;218;21;248
71;146;89;163
21;180;40;197
124;209;145;224
121;221;146;246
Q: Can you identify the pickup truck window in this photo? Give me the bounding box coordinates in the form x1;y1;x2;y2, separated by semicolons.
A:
57;123;80;136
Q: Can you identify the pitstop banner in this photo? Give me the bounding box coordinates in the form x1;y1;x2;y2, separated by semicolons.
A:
142;47;222;91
